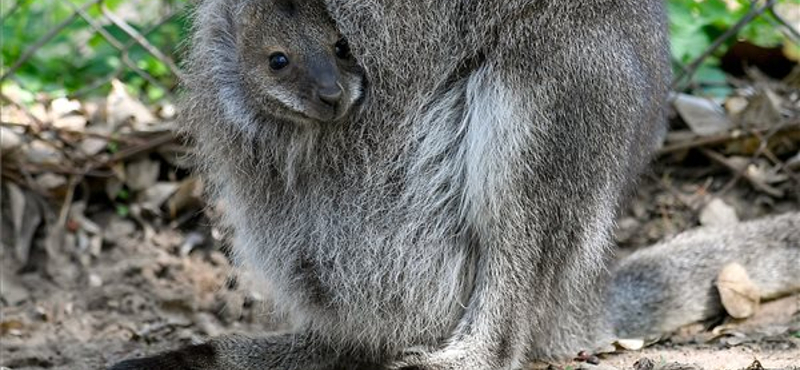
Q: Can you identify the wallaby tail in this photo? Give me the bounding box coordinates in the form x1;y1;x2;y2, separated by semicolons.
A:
605;212;800;339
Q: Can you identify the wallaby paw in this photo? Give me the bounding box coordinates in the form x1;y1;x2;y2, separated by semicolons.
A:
387;347;486;370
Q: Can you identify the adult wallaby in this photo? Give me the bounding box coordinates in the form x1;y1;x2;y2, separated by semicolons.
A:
109;0;799;369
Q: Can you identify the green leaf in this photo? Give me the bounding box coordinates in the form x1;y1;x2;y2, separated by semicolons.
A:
117;188;130;201
116;204;130;217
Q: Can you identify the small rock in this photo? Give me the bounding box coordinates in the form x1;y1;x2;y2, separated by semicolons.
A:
88;273;103;288
699;198;738;227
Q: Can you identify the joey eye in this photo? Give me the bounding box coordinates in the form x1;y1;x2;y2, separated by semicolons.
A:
269;53;290;70
334;38;351;59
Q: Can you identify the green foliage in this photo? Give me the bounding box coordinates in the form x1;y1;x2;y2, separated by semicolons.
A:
2;0;190;102
668;0;793;79
1;0;796;102
115;204;130;217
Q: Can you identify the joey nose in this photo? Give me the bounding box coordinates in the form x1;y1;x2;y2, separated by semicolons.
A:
317;85;343;106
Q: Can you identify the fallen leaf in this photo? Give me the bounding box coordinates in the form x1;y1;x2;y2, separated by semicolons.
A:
24;140;64;166
614;338;645;351
106;79;157;131
137;182;180;214
125;158;161;191
79;137;109;156
0;126;24;154
35;173;68;191
168;178;203;218
674;94;733;136
49;97;82;119
717;263;760;319
0;319;24;336
52;114;87;131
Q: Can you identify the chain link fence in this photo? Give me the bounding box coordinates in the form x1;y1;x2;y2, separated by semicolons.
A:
2;0;187;104
2;0;798;102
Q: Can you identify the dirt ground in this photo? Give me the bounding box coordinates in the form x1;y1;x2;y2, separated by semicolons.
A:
1;166;798;370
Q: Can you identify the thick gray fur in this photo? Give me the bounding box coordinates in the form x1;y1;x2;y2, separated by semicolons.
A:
607;212;800;339
108;0;793;369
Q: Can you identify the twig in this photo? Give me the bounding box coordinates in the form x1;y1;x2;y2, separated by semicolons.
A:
672;0;779;91
701;149;784;198
0;92;44;130
101;4;185;82
88;131;177;172
658;123;800;155
0;0;104;82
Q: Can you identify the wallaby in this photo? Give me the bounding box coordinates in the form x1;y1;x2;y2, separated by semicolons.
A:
109;0;799;369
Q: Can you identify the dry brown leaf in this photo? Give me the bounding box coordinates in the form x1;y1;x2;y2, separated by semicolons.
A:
168;178;203;218
717;263;760;319
106;79;157;131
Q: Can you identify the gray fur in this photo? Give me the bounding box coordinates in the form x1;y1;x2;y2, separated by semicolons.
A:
607;212;800;339
108;1;791;369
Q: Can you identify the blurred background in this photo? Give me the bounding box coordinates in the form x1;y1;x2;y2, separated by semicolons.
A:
1;1;799;369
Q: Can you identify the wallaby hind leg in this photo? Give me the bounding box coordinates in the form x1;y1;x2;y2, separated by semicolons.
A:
108;332;374;370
